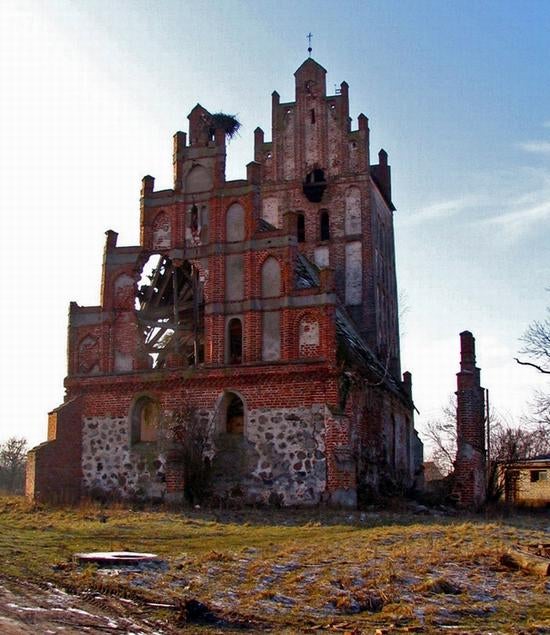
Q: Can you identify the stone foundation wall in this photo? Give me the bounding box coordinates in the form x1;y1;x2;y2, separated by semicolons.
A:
82;416;166;500
210;406;326;506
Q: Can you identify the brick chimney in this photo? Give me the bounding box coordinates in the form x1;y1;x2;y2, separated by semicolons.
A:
452;331;486;508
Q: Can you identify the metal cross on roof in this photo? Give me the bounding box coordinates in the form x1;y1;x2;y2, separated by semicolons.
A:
307;32;313;57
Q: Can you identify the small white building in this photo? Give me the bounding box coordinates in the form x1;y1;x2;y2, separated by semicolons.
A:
502;455;550;508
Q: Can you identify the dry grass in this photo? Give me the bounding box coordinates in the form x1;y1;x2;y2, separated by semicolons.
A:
0;496;548;633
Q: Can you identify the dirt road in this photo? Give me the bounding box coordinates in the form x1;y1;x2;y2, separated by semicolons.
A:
0;576;169;634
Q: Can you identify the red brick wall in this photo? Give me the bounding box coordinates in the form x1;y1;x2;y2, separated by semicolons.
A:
27;396;83;503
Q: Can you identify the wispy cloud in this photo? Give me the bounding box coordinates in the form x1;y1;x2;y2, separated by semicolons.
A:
519;140;550;154
543;121;550;128
478;167;550;240
482;199;550;232
399;160;550;245
401;196;482;226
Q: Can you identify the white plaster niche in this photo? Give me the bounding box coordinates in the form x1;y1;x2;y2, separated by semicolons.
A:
261;257;281;297
226;203;245;242
345;186;362;235
261;197;279;228
345;241;362;305
314;246;329;268
225;254;244;301
185;164;212;194
262;311;281;361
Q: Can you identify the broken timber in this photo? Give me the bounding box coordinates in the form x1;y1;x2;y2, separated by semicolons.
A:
500;544;550;576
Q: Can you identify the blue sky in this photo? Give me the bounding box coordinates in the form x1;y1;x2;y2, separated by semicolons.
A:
0;0;548;450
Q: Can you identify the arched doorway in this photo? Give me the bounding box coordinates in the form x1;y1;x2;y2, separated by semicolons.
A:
226;393;244;434
209;391;254;501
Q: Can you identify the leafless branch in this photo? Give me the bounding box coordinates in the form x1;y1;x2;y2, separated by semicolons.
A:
514;357;550;374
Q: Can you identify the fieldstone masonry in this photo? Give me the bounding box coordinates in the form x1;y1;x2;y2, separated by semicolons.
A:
244;406;326;504
82;417;166;499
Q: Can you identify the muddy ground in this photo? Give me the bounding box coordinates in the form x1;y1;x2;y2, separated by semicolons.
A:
0;576;169;634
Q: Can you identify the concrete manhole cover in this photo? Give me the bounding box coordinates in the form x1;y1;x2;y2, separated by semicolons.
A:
73;551;161;566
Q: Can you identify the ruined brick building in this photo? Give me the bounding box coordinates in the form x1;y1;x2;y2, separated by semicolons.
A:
27;58;422;507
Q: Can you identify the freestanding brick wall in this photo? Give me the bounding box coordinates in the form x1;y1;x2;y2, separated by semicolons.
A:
452;331;486;509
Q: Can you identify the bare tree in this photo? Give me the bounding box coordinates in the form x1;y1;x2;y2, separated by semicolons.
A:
0;437;27;494
515;305;550;375
424;397;457;476
164;405;213;505
425;396;549;484
515;302;550;428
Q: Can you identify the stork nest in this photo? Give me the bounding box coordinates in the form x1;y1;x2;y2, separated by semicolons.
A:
211;112;241;139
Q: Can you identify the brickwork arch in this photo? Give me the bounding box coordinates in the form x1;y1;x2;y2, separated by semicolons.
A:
213;390;248;436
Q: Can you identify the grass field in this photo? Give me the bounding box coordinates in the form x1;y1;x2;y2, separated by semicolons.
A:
0;496;548;633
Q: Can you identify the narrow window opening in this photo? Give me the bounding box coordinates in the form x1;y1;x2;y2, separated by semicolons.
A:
320;210;330;241
303;168;326;203
190;204;199;232
228;318;243;365
310;108;315;124
297;213;306;243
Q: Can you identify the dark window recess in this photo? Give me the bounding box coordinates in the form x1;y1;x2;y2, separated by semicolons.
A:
310;108;315;124
320;210;330;241
303;168;326;203
228;318;243;364
226;395;244;434
297;213;306;243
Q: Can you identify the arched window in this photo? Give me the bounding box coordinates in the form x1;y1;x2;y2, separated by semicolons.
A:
320;210;330;241
261;257;281;298
226;394;244;434
297;213;306;243
228;318;243;364
130;396;159;444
